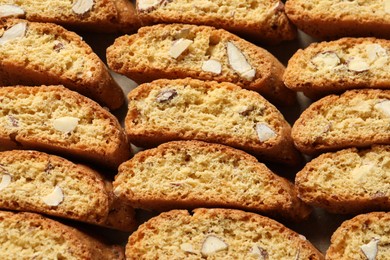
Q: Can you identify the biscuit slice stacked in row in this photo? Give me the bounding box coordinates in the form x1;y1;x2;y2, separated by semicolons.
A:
0;150;136;231
0;0;139;33
125;208;324;259
124;78;301;166
107;23;296;106
0;19;125;110
0;211;125;259
113;140;311;222
0;85;130;169
136;0;296;44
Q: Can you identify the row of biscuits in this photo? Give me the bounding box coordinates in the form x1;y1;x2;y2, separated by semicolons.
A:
1;0;390;259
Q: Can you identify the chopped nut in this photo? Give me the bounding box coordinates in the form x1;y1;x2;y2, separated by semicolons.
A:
237;105;255;116
138;0;164;12
360;238;379;260
53;41;65;52
365;44;387;62
202;59;222;74
42;186;64;206
200;235;228;256
52;117;80;134
256;123;277;142
0;22;27;46
174;28;190;39
311;51;340;69
156;89;177;102
45;161;54;174
180;243;197;254
351;164;375;182
250;245;268;259
0;174;11;191
0;4;25;18
347;57;369;72
72;0;94;14
169;38;193;59
8;115;18;127
374;100;390;117
385;0;390;14
227;42;256;81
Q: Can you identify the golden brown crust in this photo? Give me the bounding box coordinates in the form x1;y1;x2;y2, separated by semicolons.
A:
292;89;390;155
285;0;390;40
0;85;131;169
106;23;296;106
126;208;324;259
114;140;311;221
124;78;302;166
296;146;390;214
0;210;125;259
0;19;125;110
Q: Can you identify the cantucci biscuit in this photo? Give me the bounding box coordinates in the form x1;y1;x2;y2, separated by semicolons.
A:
292;89;390;155
136;0;296;44
0;150;136;231
126;208;324;259
284;38;390;98
0;0;139;33
125;78;301;166
0;210;125;259
326;212;390;260
113;141;311;221
106;23;296;106
285;0;390;39
0;19;124;110
295;146;390;214
0;85;130;169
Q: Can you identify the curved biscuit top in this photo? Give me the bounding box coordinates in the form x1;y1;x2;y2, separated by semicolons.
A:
136;0;296;44
292;89;390;154
125;78;301;166
107;23;295;106
284;38;390;98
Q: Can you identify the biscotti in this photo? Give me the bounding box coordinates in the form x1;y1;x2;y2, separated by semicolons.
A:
284;38;390;98
114;141;311;221
126;208;324;259
136;0;296;44
295;146;390;214
326;212;390;259
106;23;296;106
0;19;124;110
0;210;125;259
0;1;140;33
285;0;390;40
125;78;301;166
0;150;136;231
0;85;130;169
292;89;390;155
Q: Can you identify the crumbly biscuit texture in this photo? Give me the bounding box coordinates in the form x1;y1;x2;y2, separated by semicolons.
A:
0;210;124;259
0;0;140;33
0;19;124;110
285;0;390;39
292;89;390;155
0;85;131;169
136;0;296;44
296;146;390;214
126;208;324;259
114;140;311;221
326;212;390;260
107;23;296;106
284;38;390;98
125;78;301;166
0;150;136;231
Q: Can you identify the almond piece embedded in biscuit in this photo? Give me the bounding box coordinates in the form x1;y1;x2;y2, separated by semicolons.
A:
180;243;197;254
250;245;269;259
227;42;256;81
138;0;164;12
42;186;64;206
0;174;11;191
200;235;228;256
52;117;79;134
72;0;94;15
374;100;390;117
384;0;390;14
365;44;387;62
360;238;379;260
311;51;340;69
0;22;27;46
256;123;277;142
347;57;369;72
0;4;25;18
202;59;222;74
156;89;177;102
169;38;193;59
